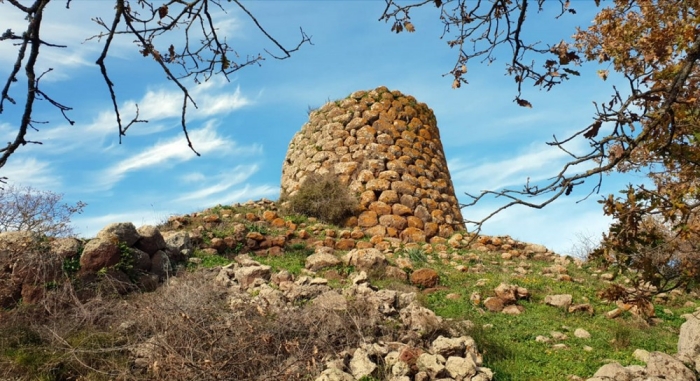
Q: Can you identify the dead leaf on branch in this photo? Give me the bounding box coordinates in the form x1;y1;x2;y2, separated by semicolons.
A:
404;21;415;33
584;120;602;139
168;44;176;62
158;5;168;19
515;98;532;108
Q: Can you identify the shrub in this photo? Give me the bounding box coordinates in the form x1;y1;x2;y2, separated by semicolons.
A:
0;184;86;237
283;172;358;225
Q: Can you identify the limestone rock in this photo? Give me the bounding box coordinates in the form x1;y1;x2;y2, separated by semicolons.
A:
343;248;387;271
306;252;341;271
545;294;573;309
50;237;81;258
494;283;518;304
349;348;377;379
574;328;591;339
678;312;700;359
645;351;695;381
445;355;477;379
234;265;271;289
591;362;630;381
315;368;354;381
400;301;442;333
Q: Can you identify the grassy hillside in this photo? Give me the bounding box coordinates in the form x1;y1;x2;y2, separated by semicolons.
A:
0;200;697;381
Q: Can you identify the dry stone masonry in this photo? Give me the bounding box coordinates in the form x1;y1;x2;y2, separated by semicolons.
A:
281;86;465;242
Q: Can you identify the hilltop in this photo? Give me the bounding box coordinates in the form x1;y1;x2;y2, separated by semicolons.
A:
0;198;699;381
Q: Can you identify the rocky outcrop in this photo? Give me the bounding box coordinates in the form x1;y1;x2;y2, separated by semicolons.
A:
0;223;193;309
281;86;465;242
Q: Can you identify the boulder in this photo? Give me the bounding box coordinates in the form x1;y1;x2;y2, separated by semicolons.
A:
410;268;439;288
97;222;140;246
80;238;121;273
235;265;271;289
50;237;81;258
306;252;341;272
343;248;387;271
400;301;442;333
678;312;700;360
349;348;377;379
645;351;695;381
135;225;167;255
494;283;518;304
545;294;573;309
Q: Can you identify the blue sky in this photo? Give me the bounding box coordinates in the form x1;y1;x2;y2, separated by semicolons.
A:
0;1;635;255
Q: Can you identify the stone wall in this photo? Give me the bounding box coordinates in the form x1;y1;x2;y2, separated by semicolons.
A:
281;86;464;242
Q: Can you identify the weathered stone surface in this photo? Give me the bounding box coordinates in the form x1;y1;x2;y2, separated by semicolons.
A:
410;268;439;288
315;368;354;381
400;227;426;243
280;87;465;244
343;248;387;271
494;283;518;304
80;238;121;273
97;222;140;246
313;290;348;311
50;237;81;258
305;252;341;271
234;265;272;289
645;351;695;381
591;362;630;381
348;348;376;379
445;355;477;379
572;328;590;339
400;301;442;332
416;353;445;377
150;250;172;277
545;294;573;309
678;312;700;359
135;225;167;255
483;297;504;313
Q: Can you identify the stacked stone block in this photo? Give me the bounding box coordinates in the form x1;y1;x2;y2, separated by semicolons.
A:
281;86;464;241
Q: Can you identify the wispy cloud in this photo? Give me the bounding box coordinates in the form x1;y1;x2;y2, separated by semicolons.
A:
174;165;260;203
2;157;61;189
449;137;595;193
180;172;207;183
96;120;249;189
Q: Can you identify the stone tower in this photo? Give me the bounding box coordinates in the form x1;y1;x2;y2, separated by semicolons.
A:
281;86;464;242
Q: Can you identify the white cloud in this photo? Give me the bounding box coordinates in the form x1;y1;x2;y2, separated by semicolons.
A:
450;136;595;192
174;165;260;203
180;172;206;183
1;157;61;189
98;121;232;187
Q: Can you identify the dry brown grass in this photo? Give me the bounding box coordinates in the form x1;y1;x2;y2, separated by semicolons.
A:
0;268;417;380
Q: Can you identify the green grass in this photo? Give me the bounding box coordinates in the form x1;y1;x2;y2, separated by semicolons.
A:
413;254;690;381
187;249;232;269
252;243;315;275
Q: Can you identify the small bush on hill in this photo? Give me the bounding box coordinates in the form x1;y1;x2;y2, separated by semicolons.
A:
0;184;86;237
282;172;358;225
